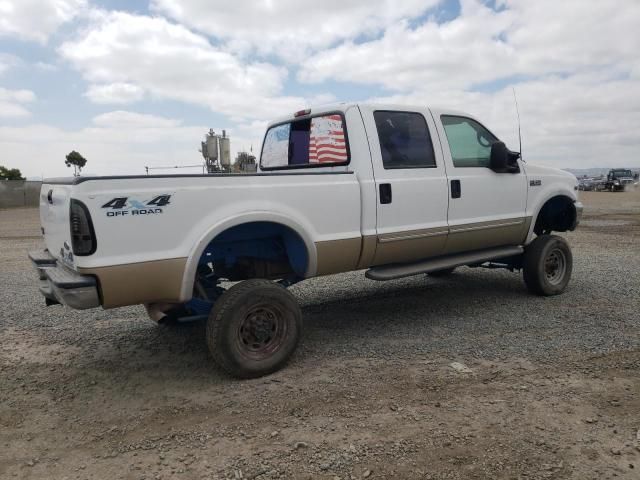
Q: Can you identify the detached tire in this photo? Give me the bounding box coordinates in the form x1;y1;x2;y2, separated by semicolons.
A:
206;279;302;379
523;235;573;296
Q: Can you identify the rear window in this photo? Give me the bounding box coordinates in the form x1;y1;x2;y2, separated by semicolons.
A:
373;111;436;169
260;114;349;169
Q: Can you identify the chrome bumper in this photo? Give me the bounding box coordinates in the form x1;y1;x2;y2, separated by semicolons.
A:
574;201;584;227
29;250;100;310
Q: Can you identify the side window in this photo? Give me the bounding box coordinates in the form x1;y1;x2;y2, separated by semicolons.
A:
373;111;436;169
261;123;290;168
441;115;498;168
260;114;349;169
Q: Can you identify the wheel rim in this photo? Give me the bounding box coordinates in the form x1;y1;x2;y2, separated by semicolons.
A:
544;248;567;285
236;303;287;360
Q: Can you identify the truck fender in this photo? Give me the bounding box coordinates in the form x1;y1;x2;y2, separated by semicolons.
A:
525;186;579;243
179;212;318;301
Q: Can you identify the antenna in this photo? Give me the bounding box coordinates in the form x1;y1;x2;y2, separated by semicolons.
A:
512;87;523;161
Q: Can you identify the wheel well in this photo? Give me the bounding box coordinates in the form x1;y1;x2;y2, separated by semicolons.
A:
196;222;309;281
533;196;577;235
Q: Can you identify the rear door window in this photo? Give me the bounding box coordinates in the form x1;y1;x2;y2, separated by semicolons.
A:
260;114;349;169
373;111;436;169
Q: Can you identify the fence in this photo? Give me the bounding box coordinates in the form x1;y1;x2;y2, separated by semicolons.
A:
0;180;42;208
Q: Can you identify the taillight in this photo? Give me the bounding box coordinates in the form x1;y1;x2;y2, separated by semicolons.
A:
70;199;96;256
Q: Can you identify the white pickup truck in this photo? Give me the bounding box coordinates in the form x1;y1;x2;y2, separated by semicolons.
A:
31;103;582;378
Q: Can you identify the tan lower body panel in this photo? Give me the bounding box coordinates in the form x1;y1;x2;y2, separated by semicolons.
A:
372;227;448;266
444;217;532;255
356;235;377;270
79;258;187;309
315;237;362;276
362;217;532;269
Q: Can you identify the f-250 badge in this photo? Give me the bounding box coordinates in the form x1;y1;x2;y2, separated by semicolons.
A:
101;195;171;217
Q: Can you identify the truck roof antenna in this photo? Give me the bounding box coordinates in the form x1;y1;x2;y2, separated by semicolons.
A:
512;87;523;161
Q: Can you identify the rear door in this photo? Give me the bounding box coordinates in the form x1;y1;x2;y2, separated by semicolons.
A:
359;106;449;266
431;111;529;254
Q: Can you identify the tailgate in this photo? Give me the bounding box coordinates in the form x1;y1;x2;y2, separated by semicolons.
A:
39;183;73;264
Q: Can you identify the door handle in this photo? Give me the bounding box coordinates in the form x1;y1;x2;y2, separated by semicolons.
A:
379;183;392;204
451;179;461;199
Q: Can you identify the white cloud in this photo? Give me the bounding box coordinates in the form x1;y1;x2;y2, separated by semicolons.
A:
2;0;639;176
0;111;261;177
0;0;86;44
0;87;36;117
294;0;640;168
367;71;640;169
299;0;640;90
34;61;58;72
499;0;640;75
85;83;145;104
59;11;310;120
0;53;21;75
150;0;440;62
92;111;181;128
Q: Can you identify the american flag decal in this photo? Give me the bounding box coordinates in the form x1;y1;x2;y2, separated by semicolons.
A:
309;115;348;164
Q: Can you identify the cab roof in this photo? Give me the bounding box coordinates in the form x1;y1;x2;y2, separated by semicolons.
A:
266;102;474;128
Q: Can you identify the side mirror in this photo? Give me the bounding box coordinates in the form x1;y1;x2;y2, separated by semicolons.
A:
490;142;520;173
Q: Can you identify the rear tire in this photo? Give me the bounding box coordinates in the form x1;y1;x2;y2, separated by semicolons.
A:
206;279;302;379
523;235;572;296
428;267;456;277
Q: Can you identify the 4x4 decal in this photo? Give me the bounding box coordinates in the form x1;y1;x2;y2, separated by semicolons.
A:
101;195;171;217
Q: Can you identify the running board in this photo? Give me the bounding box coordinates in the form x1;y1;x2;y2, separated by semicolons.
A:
365;245;524;281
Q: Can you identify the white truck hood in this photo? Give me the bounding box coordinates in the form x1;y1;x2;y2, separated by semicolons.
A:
524;163;578;190
523;163;575;180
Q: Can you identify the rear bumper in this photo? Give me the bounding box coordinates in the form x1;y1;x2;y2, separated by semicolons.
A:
29;250;100;310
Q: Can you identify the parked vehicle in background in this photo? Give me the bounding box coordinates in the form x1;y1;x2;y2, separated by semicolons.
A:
592;177;607;191
604;169;635;191
30;103;583;378
578;178;595;191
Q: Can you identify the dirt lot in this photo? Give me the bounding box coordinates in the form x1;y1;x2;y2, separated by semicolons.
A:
1;190;639;480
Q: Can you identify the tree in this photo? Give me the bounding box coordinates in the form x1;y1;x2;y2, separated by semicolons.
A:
65;151;87;176
0;165;24;180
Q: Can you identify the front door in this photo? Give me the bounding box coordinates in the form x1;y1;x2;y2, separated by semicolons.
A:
359;106;449;266
431;111;529;254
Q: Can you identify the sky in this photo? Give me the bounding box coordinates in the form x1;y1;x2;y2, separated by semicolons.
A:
0;0;639;179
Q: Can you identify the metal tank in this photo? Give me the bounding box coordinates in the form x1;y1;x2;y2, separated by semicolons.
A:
205;131;219;161
219;130;231;167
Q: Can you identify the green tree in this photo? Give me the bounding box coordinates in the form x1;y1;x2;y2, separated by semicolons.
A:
0;165;24;180
65;150;87;176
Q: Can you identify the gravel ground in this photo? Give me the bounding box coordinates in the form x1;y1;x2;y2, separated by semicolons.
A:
0;191;639;480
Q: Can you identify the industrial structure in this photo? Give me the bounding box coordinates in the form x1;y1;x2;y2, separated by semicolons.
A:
234;151;257;172
144;128;258;175
201;129;232;173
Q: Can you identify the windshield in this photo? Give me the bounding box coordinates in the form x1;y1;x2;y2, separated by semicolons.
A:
612;169;632;177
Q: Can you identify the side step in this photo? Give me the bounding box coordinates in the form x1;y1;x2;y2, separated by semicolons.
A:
365;245;524;281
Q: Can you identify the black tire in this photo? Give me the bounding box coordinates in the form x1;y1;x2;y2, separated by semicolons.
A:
206;279;302;379
523;235;573;296
428;267;456;277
